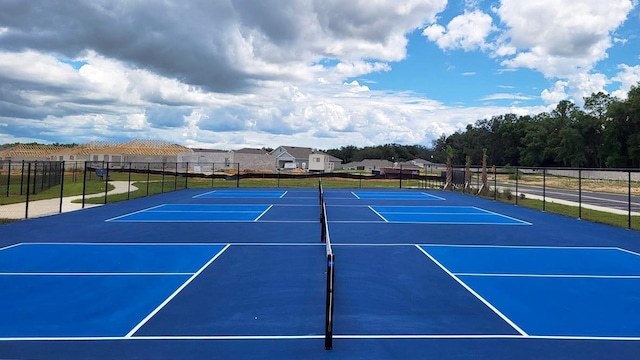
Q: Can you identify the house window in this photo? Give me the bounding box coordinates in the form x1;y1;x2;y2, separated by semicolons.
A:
314;157;320;162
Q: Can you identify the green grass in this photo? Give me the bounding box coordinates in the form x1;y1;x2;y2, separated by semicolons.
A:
4;170;638;232
0;175;113;205
473;189;640;231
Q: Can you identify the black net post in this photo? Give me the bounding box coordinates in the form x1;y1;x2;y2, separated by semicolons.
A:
324;253;335;350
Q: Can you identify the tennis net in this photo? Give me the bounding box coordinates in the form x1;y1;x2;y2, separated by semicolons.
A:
319;180;335;350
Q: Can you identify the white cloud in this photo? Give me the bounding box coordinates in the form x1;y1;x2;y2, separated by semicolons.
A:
612;64;640;99
480;93;535;101
423;10;495;51
496;0;634;77
541;81;569;104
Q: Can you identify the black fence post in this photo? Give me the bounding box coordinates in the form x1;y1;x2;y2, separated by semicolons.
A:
5;159;10;197
185;162;189;189
542;168;546;212
515;166;519;205
127;162;132;200
173;162;178;191
20;160;25;195
25;162;31;219
628;170;632;230
59;161;65;214
493;166;497;200
32;161;38;195
146;163;150;196
578;169;582;219
161;162;166;193
103;162;109;204
211;163;215;188
236;163;240;188
81;162;88;209
399;165;403;189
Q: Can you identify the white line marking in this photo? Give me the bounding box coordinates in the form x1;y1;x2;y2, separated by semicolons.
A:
419;244;619;250
125;244;231;337
351;191;360;199
368;206;388;222
254;205;273;221
454;273;640;279
107;220;319;223
15;242;228;246
421;193;446;200
192;190;217;198
279;191;288;198
472;206;532;225
0;272;194;276
105;204;166;222
2;334;640;341
615;248;640;257
415;245;529;336
0;243;24;251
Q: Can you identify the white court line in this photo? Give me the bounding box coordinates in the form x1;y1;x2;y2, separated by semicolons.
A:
420;192;446;200
368;206;388;222
415;245;529;337
279;191;288;198
351;191;361;199
615;248;640;257
471;206;532;225
0;243;24;251
105;220;319;223
419;244;620;250
454;273;640;279
105;204;166;222
192;190;217;198
125;244;231;338
15;242;228;246
3;334;640;341
0;272;194;276
254;205;273;221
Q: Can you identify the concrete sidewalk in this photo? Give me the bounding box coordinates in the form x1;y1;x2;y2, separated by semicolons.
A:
0;181;138;219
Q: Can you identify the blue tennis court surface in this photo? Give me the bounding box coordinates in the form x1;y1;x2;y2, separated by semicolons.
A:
0;243;227;337
195;190;288;198
370;206;531;224
420;245;640;337
1;187;640;359
353;191;444;200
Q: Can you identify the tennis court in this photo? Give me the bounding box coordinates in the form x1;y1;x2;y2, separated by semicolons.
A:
0;185;639;359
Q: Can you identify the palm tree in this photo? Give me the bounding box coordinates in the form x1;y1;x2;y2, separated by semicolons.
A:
478;148;489;195
444;145;455;190
464;155;472;192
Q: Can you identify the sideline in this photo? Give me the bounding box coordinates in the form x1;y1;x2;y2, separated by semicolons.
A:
0;181;138;219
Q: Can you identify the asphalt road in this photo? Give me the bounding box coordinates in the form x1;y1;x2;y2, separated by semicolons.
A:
499;182;640;214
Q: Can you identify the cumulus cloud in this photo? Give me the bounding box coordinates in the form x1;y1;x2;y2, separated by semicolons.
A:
423;10;495;51
496;0;633;77
0;0;633;150
612;64;640;99
541;81;569;104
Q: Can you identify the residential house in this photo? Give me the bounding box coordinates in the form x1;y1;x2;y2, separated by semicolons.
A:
178;147;276;173
271;146;342;171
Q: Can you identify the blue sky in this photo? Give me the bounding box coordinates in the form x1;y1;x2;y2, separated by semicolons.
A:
0;0;638;150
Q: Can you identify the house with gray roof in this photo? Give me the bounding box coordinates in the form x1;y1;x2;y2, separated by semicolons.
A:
270;146;342;171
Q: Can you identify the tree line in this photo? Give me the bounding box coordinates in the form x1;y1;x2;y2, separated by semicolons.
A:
432;84;640;168
326;83;640;169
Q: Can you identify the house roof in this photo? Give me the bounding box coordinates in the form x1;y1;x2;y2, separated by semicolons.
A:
279;146;314;159
273;146;342;162
344;159;394;168
0;144;66;158
234;148;269;155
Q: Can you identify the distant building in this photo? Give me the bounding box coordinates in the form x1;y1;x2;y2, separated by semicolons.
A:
178;147;276;173
270;146;342;171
